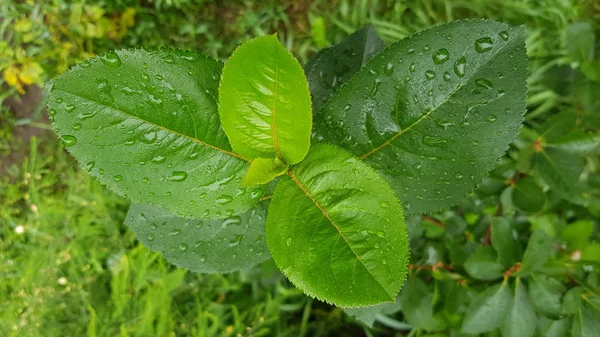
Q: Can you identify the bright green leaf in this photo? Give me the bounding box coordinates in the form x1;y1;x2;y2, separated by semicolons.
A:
313;20;528;214
125;202;270;273
529;274;566;319
47;49;262;219
243;157;288;186
515;230;553;277
219;35;312;165
400;276;446;330
512;177;546;213
461;282;512;334
266;144;409;307
464;246;505;281
500;278;536;337
561;220;594;250
491;217;522;268
305;25;385;114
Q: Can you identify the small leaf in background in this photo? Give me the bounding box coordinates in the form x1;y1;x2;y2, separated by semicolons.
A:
571;304;600;337
562;287;584;315
529;274;565;319
400;276;446;331
515;229;553;277
491;217;522;267
461;282;512;334
464;246;505;280
46;49;262;219
266;144;409;307
543;318;571;337
310;16;330;49
533;147;587;205
219;35;312;165
344;300;402;328
511;177;545;212
561;220;594;250
546;132;600;155
125;202;270;273
305;25;385;114
313;20;528;214
243;157;288;186
500;278;536;337
564;22;594;66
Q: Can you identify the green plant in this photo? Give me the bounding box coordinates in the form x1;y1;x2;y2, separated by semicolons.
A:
46;20;527;307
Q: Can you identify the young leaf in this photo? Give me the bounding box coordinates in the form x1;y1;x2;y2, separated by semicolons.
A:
266;144;409;307
491;217;522;268
515;230;553;277
511;177;546;212
125;202;270;273
47;49;262;219
529;274;565;319
313;20;528;214
461;282;512;334
243;157;288;186
464;246;505;280
500;278;536;337
305;25;385;114
561;220;594;250
219;35;312;165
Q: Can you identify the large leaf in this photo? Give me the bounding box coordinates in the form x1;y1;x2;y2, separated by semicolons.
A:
461;282;512;334
313;20;528;214
125;202;270;273
529;274;565;319
266;144;409;307
305;25;385;114
500;278;536;337
219;35;312;165
47;49;263;219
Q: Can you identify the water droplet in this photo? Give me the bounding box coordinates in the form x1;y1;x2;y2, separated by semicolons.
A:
154;74;163;80
498;31;509;41
99;169;105;175
170;229;181;236
141;131;157;144
72;123;81;130
179;243;188;251
432;48;449;64
486;115;497;123
424;70;436;80
147;233;155;241
379;201;390;208
475;78;493;89
61;135;77;147
286;237;293;246
454;57;466;78
114;175;123;182
422;135;446;147
475;37;494;53
200;255;207;262
141;73;150;82
162;54;175;64
216;195;233;205
168;171;187;182
384;63;394;75
408;48;415;54
409;63;416;72
229;235;243;247
497;89;506;98
344;104;352;111
84;161;95;172
222;216;242;227
370;79;381;97
80;60;91;68
443;71;451;81
100;51;122;67
65;104;76;112
55;97;64;103
151;155;166;164
78;111;97;120
141;177;149;183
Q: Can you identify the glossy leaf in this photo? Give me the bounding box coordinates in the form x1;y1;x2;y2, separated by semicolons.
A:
219;35;312;165
125;202;270;273
464;246;505;280
313;20;528;214
243;157;288;186
529;274;565;318
512;177;545;212
266;144;409;307
515;230;553;277
461;282;512;334
305;25;385;114
47;48;263;219
500;279;536;337
491;217;522;267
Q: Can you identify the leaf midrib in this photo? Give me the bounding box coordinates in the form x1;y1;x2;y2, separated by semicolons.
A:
287;169;394;299
361;29;519;159
54;87;250;162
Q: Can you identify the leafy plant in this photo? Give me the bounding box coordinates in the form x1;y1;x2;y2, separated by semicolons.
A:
47;19;529;307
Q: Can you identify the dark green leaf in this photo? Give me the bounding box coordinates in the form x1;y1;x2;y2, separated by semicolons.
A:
242;157;288;186
533;147;586;205
400;276;446;330
266;144;409;307
543;318;571;337
461;282;512;334
491;217;522;267
563;287;584;315
529;274;566;319
124;202;270;273
47;49;262;219
572;304;600;337
305;25;385;114
219;35;312;165
313;20;528;214
515;230;553;277
547;132;600;155
512;177;546;213
500;278;536;337
464;246;505;280
565;22;594;64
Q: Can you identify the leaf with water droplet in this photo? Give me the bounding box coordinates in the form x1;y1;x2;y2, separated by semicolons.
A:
46;48;263;219
313;20;527;214
243;157;288;186
125;201;270;273
266;144;409;307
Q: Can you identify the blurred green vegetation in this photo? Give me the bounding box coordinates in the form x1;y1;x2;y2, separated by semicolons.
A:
1;0;599;336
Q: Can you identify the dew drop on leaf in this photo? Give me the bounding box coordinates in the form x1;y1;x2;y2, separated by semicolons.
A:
454;57;466;78
425;70;436;80
61;135;77;147
475;37;494;53
168;171;188;182
170;229;182;236
432;48;450;64
114;175;123;182
487;115;498;123
65;104;76;112
151;155;166;164
379;201;390;208
423;135;447;147
179;243;188;251
216;195;233;205
286;237;293;246
475;78;494;89
200;255;207;262
409;63;416;72
72;123;81;130
498;31;509;41
384;63;394;75
100;50;122;68
229;235;243;247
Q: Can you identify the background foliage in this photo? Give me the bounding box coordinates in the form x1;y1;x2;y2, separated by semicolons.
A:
1;0;599;336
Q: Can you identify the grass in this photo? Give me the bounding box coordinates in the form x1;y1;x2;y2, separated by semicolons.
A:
0;0;597;336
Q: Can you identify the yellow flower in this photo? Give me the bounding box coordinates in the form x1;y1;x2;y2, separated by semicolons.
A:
2;61;44;94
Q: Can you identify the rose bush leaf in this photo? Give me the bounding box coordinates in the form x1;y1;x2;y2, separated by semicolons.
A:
266;144;409;307
47;48;263;219
313;19;528;214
